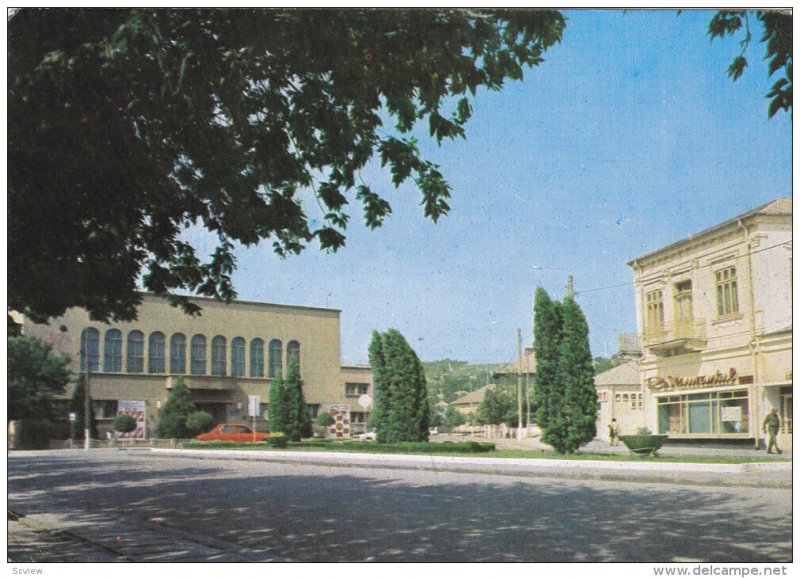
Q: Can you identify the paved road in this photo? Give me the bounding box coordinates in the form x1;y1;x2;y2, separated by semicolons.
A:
8;449;792;563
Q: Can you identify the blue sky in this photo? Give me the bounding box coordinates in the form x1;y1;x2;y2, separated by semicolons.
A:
188;9;792;365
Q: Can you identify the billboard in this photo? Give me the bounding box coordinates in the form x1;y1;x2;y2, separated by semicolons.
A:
117;400;146;439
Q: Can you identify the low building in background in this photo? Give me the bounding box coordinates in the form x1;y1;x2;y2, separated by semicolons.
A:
629;198;792;449
450;384;494;415
594;360;644;440
15;293;373;438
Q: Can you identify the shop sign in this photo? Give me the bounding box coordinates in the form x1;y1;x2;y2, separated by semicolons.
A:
328;404;351;440
646;368;738;392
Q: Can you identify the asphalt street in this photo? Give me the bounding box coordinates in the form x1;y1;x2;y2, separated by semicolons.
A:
7;449;793;563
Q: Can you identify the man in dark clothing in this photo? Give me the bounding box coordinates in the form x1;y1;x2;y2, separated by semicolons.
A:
762;408;782;454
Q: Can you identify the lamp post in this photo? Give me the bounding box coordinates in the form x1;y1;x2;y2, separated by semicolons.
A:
80;331;92;450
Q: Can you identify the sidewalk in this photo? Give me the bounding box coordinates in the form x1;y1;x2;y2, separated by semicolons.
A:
149;445;792;489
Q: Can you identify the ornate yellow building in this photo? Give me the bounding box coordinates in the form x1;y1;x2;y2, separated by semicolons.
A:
16;294;373;438
629;199;792;449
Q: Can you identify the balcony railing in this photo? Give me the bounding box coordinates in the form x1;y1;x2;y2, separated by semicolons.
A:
643;318;706;354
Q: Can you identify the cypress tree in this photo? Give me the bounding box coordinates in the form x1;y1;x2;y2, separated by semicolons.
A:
556;296;598;453
283;358;311;441
368;329;429;443
368;330;390;443
268;372;287;434
533;287;563;448
69;374;98;440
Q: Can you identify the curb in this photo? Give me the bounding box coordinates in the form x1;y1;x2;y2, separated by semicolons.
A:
148;448;791;488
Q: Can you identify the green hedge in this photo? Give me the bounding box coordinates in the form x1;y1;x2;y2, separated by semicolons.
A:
183;439;496;454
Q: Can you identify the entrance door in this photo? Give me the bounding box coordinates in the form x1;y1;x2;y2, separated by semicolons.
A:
781;394;792;434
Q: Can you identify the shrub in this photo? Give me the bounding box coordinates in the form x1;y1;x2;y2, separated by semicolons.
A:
266;432;288;448
156;378;196;438
10;419;52;449
316;411;335;427
185;411;215;437
113;414;137;434
636;427;653;436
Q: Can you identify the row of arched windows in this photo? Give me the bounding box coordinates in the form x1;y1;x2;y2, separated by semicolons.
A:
79;328;300;378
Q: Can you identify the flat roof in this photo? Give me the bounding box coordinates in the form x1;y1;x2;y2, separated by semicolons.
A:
141;292;341;314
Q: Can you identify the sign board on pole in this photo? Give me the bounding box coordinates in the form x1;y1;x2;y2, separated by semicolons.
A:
358;394;372;409
248;395;261;418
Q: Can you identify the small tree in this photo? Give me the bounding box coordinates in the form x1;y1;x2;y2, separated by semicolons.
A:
316;411;335;427
186;411;215;437
8;335;72;421
113;414;137;435
477;386;518;427
443;406;466;429
156;377;196;438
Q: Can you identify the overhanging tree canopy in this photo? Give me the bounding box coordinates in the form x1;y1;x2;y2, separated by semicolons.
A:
9;8;565;323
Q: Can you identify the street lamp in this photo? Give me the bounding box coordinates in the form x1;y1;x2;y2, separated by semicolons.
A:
80;331;92;450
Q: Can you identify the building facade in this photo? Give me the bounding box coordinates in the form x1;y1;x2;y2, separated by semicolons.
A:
16;294;373;438
594;360;645;441
628;199;792;449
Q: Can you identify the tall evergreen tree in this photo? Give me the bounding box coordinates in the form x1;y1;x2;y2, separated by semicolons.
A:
556;296;598;453
156;377;196;438
368;330;390;443
368;329;429;442
268;372;287;434
283;359;312;441
69;374;98;440
532;288;563;448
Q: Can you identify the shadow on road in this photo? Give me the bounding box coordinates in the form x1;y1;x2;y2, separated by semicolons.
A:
8;452;792;562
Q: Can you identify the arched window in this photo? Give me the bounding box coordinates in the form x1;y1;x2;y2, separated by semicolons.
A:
191;334;207;375
104;329;122;372
287;340;300;372
250;338;264;377
231;337;246;377
126;330;144;373
170;333;186;374
211;335;227;376
268;339;282;378
148;332;166;373
79;328;100;372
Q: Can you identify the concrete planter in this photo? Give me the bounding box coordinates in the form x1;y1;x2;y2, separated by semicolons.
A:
619;434;668;456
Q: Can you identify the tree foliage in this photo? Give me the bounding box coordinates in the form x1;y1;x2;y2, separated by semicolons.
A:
282;359;312;441
707;10;792;117
69;374;98;439
155;377;196;438
9;8;565;323
268;372;287;434
8;335;72;421
533;290;596;454
477;385;519;426
113;413;137;433
368;329;430;442
186;411;216;436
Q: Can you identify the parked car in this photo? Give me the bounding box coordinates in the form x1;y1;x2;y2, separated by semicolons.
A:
195;423;268;442
357;429;377;441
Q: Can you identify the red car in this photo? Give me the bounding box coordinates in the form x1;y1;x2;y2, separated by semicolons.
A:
195;423;268;442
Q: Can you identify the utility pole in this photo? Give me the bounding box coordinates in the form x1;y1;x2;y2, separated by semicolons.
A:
517;328;523;442
525;359;530;428
81;333;91;450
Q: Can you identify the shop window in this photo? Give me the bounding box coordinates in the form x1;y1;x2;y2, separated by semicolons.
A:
250;338;264;378
104;329;122;372
346;383;369;397
148;332;166;373
646;289;664;330
211;336;227;376
715;267;739;317
79;327;100;372
231;337;245;377
269;339;283;377
191;335;207;375
126;330;144;373
656;390;749;435
170;333;187;374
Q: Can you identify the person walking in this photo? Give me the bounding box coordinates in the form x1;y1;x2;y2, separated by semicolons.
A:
608;418;620;446
762;408;782;454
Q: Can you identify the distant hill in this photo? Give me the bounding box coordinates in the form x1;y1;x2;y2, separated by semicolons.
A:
422;359;503;404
